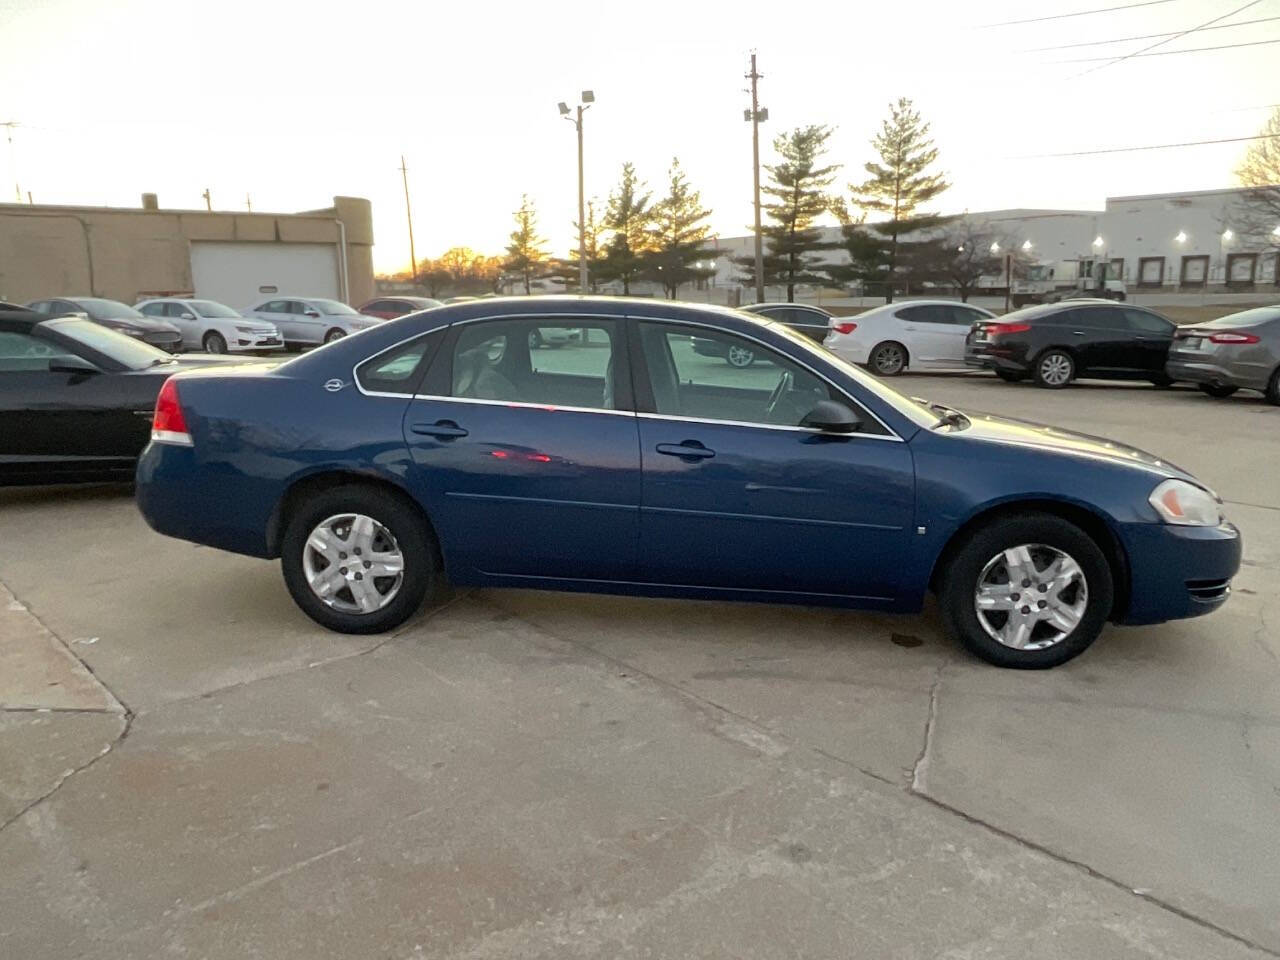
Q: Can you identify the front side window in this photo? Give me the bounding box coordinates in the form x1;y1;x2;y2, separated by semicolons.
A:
638;322;849;429
449;318;622;410
138;302;165;316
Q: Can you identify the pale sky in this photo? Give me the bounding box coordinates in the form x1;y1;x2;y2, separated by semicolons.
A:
2;0;1277;272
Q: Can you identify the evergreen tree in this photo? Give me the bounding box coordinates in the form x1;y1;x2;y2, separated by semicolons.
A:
600;162;652;295
826;205;892;297
503;194;547;295
646;158;716;299
849;98;951;303
737;125;839;302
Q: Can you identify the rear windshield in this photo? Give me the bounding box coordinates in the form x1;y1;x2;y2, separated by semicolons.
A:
1203;308;1280;328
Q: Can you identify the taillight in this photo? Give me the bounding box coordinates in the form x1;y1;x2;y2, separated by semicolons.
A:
1208;331;1260;344
986;322;1031;337
831;321;857;335
151;378;193;446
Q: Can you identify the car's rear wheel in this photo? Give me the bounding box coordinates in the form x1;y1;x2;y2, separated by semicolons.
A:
324;328;346;344
1198;382;1238;399
726;345;755;368
529;330;544;350
1266;366;1280;406
869;341;907;376
938;513;1113;668
202;331;227;354
281;485;436;634
1033;349;1075;388
995;370;1025;383
1149;373;1173;388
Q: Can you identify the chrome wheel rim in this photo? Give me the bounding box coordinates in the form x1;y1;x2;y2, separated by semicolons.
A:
974;543;1088;651
874;345;904;375
326;330;346;343
727;345;754;367
204;335;226;354
1039;353;1072;386
302;513;404;614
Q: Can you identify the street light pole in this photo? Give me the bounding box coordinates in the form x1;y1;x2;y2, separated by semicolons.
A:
399;155;417;284
746;55;765;303
560;91;595;293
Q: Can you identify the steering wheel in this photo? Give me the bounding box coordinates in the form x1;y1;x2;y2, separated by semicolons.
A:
765;370;794;420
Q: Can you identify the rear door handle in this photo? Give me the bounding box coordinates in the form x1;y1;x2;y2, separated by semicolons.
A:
656;441;715;460
1072;330;1085;336
410;420;468;439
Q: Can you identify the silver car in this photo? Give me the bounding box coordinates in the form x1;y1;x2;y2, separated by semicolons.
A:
1166;307;1280;404
242;297;382;349
136;298;283;354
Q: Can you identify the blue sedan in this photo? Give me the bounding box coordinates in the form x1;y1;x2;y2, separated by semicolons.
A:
135;298;1241;668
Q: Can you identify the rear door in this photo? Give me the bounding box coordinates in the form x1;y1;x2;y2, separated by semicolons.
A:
289;300;324;344
254;300;294;340
401;315;642;583
630;319;914;600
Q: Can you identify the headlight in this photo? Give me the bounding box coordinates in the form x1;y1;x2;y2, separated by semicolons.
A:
1148;479;1222;526
235;325;258;333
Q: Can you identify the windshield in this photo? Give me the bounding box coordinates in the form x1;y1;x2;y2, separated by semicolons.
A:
309;299;358;316
762;318;942;429
73;297;145;321
188;300;241;318
45;318;175;370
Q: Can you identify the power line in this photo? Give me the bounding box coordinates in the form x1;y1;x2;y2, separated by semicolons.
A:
1012;132;1280;159
1059;36;1280;63
980;0;1178;28
1024;14;1279;50
1074;0;1263;75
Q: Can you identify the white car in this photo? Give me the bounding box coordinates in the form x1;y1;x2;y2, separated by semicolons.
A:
242;297;383;349
136;298;283;354
823;299;996;376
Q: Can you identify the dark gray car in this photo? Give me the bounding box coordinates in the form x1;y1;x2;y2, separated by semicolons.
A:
26;297;183;353
742;303;833;342
1166;307;1280;404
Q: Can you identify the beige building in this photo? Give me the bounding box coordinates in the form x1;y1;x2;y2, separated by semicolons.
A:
0;194;374;308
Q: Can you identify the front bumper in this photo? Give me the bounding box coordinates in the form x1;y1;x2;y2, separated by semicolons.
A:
230;334;285;352
1115;519;1242;625
141;332;183;353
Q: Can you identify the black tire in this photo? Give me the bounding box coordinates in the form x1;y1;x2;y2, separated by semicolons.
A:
869;341;907;376
995;370;1025;383
324;328;346;344
280;484;437;634
1115;292;1127;302
202;331;228;354
1148;373;1173;388
1198;382;1238;399
938;513;1114;669
1267;366;1280;406
528;330;543;350
1033;349;1075;389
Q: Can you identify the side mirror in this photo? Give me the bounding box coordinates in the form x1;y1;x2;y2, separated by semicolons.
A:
180;312;195;320
49;356;100;376
800;399;862;434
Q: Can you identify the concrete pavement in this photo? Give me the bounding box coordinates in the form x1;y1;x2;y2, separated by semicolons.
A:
0;375;1276;958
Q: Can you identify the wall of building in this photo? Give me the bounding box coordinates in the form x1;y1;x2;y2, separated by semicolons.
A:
0;195;374;306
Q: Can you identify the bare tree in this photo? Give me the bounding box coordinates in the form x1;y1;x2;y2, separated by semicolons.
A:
936;219;1013;302
1234;107;1280;250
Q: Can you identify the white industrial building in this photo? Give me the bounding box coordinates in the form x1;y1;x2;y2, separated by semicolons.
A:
706;185;1280;297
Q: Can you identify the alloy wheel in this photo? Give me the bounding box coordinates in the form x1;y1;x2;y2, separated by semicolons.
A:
872;344;905;376
727;345;755;367
973;543;1088;651
302;513;405;614
1038;353;1073;387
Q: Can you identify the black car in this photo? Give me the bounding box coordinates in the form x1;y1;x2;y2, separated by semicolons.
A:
965;300;1177;388
26;297;184;353
692;303;834;366
0;306;238;485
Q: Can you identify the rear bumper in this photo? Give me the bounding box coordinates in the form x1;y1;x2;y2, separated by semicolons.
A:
1115;519;1242;625
1166;357;1268;391
964;346;1027;373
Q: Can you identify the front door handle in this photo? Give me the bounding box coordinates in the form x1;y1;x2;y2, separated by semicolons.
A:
1072;330;1085;336
656;441;715;460
410;420;468;439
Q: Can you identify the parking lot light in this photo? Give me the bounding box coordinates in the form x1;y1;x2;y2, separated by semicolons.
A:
1222;228;1234;241
1022;239;1032;251
1176;230;1188;244
989;241;1000;253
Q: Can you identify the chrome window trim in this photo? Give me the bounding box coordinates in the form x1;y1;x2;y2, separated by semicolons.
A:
411;394;635;417
635;411;901;440
626;314;904;442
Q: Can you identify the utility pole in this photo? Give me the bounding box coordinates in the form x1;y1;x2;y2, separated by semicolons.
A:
2;122;20;203
1004;253;1012;314
245;194;252;212
399;155;418;284
201;188;212;211
744;56;767;303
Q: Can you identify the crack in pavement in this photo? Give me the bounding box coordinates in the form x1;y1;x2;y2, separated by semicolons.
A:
486;596;1280;959
910;659;946;793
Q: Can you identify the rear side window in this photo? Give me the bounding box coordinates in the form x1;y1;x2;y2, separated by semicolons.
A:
355;330;442;395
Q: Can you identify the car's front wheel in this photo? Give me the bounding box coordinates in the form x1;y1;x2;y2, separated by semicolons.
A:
324;328;347;344
202;331;228;354
726;345;755;368
1033;349;1075;388
1198;382;1238;399
1266;366;1280;406
280;484;437;634
938;513;1113;668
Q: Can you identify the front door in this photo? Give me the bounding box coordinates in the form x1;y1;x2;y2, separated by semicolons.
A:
631;320;914;601
401;315;641;583
895;304;958;365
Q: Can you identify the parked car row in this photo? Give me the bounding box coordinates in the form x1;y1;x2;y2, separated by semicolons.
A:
810;297;1279;404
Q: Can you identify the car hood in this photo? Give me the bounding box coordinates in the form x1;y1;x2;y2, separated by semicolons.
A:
954;410;1195;481
102;316;180;333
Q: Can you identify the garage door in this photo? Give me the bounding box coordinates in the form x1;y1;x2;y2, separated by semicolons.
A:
190;242;339;310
